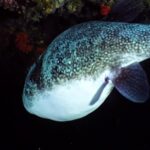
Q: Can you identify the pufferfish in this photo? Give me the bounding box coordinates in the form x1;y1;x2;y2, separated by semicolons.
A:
23;21;150;122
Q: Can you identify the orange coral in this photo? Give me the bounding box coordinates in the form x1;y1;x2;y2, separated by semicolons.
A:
15;32;33;54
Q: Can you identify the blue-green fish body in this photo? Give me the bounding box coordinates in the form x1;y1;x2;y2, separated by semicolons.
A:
23;21;150;121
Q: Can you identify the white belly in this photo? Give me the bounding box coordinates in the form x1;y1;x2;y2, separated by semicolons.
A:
23;71;114;121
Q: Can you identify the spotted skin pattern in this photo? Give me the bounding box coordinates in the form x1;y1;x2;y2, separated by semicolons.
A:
24;21;150;102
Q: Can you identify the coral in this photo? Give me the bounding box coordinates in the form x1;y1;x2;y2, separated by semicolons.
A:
88;0;101;3
20;0;70;23
0;0;19;10
66;0;83;14
100;3;111;16
99;0;115;16
33;0;68;15
15;32;33;54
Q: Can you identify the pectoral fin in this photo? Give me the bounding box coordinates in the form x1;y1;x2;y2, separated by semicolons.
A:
112;63;150;103
89;78;109;105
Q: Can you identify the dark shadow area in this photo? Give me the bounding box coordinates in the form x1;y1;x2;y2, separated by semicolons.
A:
1;1;150;149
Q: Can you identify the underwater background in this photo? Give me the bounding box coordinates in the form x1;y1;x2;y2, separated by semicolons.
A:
1;0;150;149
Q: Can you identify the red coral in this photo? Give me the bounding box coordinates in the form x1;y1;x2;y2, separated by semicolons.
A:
15;32;33;54
100;4;111;16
